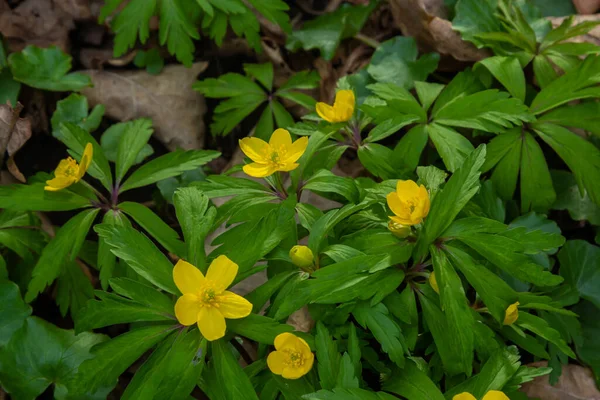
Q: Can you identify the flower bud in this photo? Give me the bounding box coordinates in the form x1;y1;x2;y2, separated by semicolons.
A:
289;245;314;269
503;302;520;325
388;220;411;238
429;271;439;294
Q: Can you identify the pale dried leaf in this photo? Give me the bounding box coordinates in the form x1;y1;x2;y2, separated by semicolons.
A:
573;0;600;15
520;362;600;400
387;0;490;66
0;103;32;162
286;306;315;333
81;63;209;151
549;14;600;46
7;156;25;183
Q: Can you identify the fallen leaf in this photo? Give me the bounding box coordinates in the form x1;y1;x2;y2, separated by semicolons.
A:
0;0;90;52
286;306;315;333
387;0;490;67
520;362;600;400
573;0;600;14
81;63;209;151
0;102;32;182
549;14;600;46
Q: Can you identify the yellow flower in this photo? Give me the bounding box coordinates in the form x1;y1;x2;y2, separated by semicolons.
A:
429;271;439;294
289;245;314;269
45;142;93;191
267;333;314;379
388;220;411;238
239;129;308;178
386;180;431;226
173;256;252;341
316;90;355;123
453;390;509;400
503;301;520;325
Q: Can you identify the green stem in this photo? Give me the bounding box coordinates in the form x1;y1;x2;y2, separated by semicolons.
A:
354;33;380;49
80;180;109;205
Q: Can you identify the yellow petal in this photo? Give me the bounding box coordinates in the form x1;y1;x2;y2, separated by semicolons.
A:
218;291;252;319
299;352;315;376
276;162;300;172
173;260;205;295
243;162;276;178
482;391;510;400
239;137;269;163
396;180;421;200
332;90;355;122
284;136;309;164
269;128;292;148
452;393;477;400
78;142;93;179
174;293;200;325
386;192;405;217
45;176;76;191
429;272;439;294
197;306;226;341
419;184;431;217
503;301;520;325
390;215;415;227
206;255;238;290
316;103;336;122
54;158;76;176
282;366;305;379
267;350;287;375
274;332;298;350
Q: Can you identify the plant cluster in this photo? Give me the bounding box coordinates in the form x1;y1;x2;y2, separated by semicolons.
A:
1;0;600;399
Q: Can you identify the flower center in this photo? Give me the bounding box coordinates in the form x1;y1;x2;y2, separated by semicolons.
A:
197;281;221;308
62;158;79;177
283;349;305;368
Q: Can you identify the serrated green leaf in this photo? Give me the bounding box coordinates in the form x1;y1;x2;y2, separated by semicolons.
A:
315;321;341;390
8;46;91;91
244;63;274;91
228;313;294;344
159;0;199;66
487;129;522;201
101;121;154;167
97;210;130;290
304;169;359;203
414;81;445;112
0;183;91;212
357;143;397;179
133;48;165;75
517;312;575;358
520;131;556;212
26;208;99;302
452;0;503;47
193;175;270;198
476;56;526;101
115;118;154;183
393;124;429;172
382;360;445;400
0;280;31;345
210;340;260;400
111;0;157;56
539;101;600;136
55;259;95;316
427;123;475;172
558;240;600;308
51;93;104;134
119;149;220;192
308;202;370;254
303;388;397;400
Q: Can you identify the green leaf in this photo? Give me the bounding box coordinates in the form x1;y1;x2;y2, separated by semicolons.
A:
414;81;445;112
485;128;522;200
393;125;429;172
95;224;177;294
193;175;270;198
517;312;575;358
119;149;220;193
114;118;154;183
347;322;362;379
0;316;108;400
133;48;165;75
452;0;503;47
272;99;295;130
72;325;172;394
353;302;405;367
174;187;216;272
244;63;274;91
304;389;397;400
119;201;185;256
121;329;203;400
520;131;556;212
111;0;157;56
228;313;294;344
279;70;321;91
101;121;154;167
365;115;422;143
158;0;199;66
433;90;532;133
0;280;31;345
0;68;20;107
427;123;475;172
358;143;397;180
26;208;99;302
538;101;600;136
8;45;91;91
304;169;359;203
110;276;174;313
476;56;526;101
417;166;448;200
414;145;486;260
211;340;260;400
308;202;370;254
194;72;264;98
534;122;600;206
382;360;445;400
55;260;95;316
286;2;378;60
552;170;600;225
367;36;439;89
573;301;600;382
97;210;130;290
51;93;105;134
55;122;114;191
558;240;600;308
431;247;474;376
316;321;341;390
530;55;600;114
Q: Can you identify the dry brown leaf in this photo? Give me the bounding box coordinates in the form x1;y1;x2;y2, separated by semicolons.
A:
573;0;600;14
520;362;600;400
387;0;490;67
81;63;209;151
0;0;90;52
0;102;32;182
549;15;600;46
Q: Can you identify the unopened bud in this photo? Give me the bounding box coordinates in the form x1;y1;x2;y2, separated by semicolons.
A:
388;220;411;238
289;245;314;269
429;272;439;294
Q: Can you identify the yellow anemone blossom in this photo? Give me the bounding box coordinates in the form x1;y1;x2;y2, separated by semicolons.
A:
239;128;308;178
453;390;510;400
316;90;355;123
173;256;252;341
429;271;439;294
267;333;314;379
45;142;93;191
289;245;314;269
503;301;520;325
386;180;431;226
